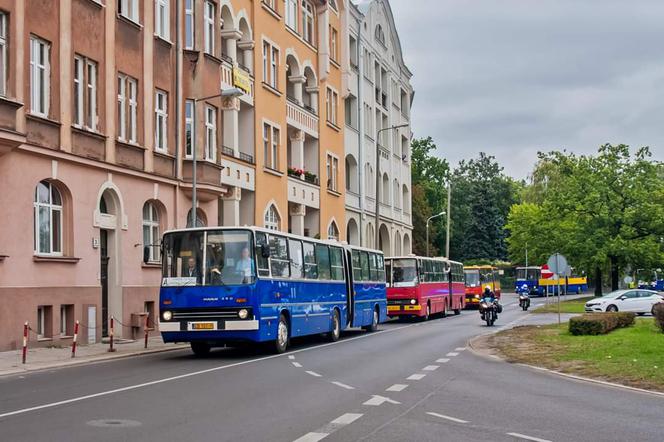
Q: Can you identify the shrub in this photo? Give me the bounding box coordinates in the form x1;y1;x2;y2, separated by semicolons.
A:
653;303;664;333
569;312;635;336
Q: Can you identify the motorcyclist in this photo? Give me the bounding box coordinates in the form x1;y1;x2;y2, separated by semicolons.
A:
479;287;498;320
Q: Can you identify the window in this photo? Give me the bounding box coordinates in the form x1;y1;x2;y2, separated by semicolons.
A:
118;0;139;22
86;60;97;130
76;57;98;129
351;250;362;281
329;26;338;62
315;244;331;280
37;306;46;339
327;221;339;240
205;105;216;161
60;304;74;337
185;99;194;158
73;57;83;126
155;0;170;40
375;24;385;46
288;239;303;279
326;87;338;126
268;235;289;277
255;232;270;277
204;1;215;55
154;90;168;152
349;35;358;68
330;247;344;280
264;0;277;10
263;122;280;170
303;242;318;279
142;202;160;262
326;154;338;191
0;12;7;97
262;41;279;89
285;0;298;31
34;180;63;255
184;0;194;49
264;204;280;230
117;74;138;142
302;1;314;45
270;46;279;88
30;36;50;117
345;95;357;129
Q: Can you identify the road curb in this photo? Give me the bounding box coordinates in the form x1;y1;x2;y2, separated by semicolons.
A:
0;344;189;378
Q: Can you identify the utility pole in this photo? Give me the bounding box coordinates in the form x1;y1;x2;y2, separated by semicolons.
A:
445;182;451;258
426;211;445;257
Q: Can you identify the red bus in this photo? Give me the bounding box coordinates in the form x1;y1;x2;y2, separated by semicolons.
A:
464;265;501;308
385;256;465;320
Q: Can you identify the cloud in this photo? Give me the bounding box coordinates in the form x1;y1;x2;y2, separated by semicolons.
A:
389;0;664;177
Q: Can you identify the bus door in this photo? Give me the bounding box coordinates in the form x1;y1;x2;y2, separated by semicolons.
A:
343;249;355;327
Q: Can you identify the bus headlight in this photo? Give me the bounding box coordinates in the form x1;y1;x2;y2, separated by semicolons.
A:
410;299;417;305
162;310;173;321
238;309;249;319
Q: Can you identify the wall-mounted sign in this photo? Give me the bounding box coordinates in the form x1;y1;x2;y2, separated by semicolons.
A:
232;67;251;95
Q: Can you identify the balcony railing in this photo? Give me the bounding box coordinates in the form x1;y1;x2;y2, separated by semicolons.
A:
287;168;319;185
221;145;255;165
287;100;319;137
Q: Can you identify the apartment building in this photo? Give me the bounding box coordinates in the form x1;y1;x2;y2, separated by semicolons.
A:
342;0;413;255
0;0;346;351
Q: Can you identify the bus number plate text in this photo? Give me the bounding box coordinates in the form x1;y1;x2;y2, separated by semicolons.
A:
189;322;217;331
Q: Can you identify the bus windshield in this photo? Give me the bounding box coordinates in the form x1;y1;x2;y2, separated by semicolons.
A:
391;259;418;287
465;270;480;287
517;268;540;281
480;269;494;283
162;229;256;286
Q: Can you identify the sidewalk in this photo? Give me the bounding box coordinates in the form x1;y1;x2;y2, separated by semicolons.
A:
0;336;188;377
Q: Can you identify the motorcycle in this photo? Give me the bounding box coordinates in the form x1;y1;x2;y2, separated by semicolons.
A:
480;299;498;326
519;293;531;311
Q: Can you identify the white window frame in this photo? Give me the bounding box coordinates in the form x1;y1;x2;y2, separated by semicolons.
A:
302;0;314;45
326;87;338;126
128;77;138;143
0;12;7;97
185;99;194;158
330;26;338;62
142;202;161;262
285;0;298;31
205;105;217;161
155;0;170;40
204;1;215;55
60;305;68;336
34;180;63;256
117;74;137;143
326;153;338;191
327;221;339;240
270;46;278;89
30;36;50;117
264;205;280;231
262;42;269;84
118;0;139;23
263;121;280;170
37;306;45;339
86;59;97;130
73;57;84;127
184;0;195;50
154;89;168;152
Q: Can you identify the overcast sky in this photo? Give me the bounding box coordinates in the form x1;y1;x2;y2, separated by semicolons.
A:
387;0;664;178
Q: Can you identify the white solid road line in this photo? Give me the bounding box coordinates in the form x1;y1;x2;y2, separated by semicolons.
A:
507;432;552;442
306;370;322;377
293;432;329;442
292;362;303;368
407;373;426;380
436;358;450;363
330;381;355;390
363;395;400;406
426;412;469;424
422;365;439;371
446;352;459;357
386;384;408;392
330;413;363;425
0;321;423;420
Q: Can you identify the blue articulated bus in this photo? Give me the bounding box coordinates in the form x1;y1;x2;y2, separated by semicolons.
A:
158;227;387;355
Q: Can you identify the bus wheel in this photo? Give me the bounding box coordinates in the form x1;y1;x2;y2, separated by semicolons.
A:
275;314;289;353
191;342;211;357
454;307;461;315
364;307;379;332
441;302;447;318
327;309;341;342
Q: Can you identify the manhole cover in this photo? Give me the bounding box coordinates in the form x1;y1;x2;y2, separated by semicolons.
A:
87;419;142;428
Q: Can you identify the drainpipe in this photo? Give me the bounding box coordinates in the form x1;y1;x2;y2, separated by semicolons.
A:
174;0;182;228
357;21;364;246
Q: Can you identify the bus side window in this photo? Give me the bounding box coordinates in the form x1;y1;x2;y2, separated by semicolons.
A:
255;232;270;277
369;253;379;281
352;250;362;281
288;239;304;279
303;242;318;279
316;244;332;280
377;254;386;282
360;251;370;282
269;235;290;278
329;247;344;281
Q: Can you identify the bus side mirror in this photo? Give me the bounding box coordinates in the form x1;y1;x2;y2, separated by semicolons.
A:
143;246;150;264
261;244;271;259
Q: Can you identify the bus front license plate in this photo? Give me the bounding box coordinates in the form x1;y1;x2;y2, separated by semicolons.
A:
387;306;400;312
189;322;216;331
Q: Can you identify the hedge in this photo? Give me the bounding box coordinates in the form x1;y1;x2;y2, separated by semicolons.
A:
569;312;636;336
653;303;664;333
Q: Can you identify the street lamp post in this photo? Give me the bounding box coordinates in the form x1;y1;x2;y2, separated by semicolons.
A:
189;87;244;227
426;211;445;257
445;181;451;258
374;124;409;251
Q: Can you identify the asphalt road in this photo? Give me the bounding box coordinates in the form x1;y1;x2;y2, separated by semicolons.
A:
0;293;662;442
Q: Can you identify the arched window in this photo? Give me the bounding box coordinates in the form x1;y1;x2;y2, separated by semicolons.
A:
393;179;400;209
264;204;280;230
34;180;63;255
366;223;374;248
375;25;385;46
187;208;207;227
142;202;161;262
395;231;402;255
327;221;339;240
302;0;315;45
382;173;390;204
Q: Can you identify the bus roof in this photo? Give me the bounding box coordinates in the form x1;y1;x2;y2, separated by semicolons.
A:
162;226;384;255
386;256;463;266
464;265;496;270
515;266;541;270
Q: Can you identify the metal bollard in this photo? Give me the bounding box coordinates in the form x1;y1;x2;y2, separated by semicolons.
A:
71;320;79;358
108;316;116;352
144;314;149;349
22;322;28;364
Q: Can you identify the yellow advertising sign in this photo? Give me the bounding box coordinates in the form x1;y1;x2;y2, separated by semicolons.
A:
233;67;251;95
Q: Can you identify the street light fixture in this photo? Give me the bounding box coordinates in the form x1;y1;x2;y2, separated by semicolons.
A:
190;87;244;227
374;123;409;251
426;211;445;257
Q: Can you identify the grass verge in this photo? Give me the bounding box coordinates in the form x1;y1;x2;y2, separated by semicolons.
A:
487;319;664;392
532;296;595;314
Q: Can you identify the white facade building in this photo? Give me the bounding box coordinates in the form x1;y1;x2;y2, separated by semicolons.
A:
342;0;414;255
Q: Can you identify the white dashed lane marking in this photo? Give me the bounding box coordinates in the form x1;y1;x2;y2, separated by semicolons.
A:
446;352;459;357
330;381;355;390
507;432;552;442
306;370;322;377
386;384;408;392
293;432;328;442
422;365;439;371
436;358;450;363
292;362;303;368
292;413;365;442
407;374;426;380
288;355;295;360
454;347;466;352
426;412;469;424
330;413;363;425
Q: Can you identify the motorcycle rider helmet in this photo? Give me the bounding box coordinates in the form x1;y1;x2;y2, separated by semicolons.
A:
484;287;492;297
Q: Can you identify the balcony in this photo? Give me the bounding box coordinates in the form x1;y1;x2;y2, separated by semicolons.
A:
288;176;320;209
221;146;255;165
221;157;255;191
288;168;319;185
221;63;254;106
287;98;318;138
375;88;388;109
